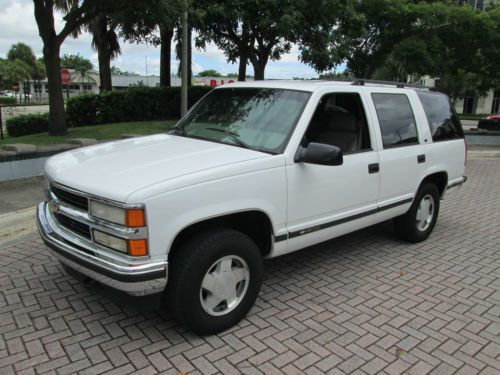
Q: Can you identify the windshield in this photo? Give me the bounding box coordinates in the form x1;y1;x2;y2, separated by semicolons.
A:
171;88;311;154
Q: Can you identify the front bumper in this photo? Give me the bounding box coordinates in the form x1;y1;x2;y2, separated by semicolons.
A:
36;202;168;296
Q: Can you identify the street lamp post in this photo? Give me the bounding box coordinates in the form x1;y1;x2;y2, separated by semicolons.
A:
181;3;188;117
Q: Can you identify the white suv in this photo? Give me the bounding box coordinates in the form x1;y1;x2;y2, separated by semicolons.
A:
37;80;467;334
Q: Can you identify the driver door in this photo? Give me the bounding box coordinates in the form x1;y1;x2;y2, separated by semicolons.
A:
285;92;380;250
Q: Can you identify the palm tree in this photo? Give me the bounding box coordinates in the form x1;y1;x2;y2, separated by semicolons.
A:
88;15;121;92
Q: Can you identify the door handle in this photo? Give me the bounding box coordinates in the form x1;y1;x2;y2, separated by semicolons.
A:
417;154;426;163
368;163;379;174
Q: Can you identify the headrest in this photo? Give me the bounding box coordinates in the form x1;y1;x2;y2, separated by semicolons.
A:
327;112;357;132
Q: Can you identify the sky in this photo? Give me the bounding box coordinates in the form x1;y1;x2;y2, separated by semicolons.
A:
0;0;322;79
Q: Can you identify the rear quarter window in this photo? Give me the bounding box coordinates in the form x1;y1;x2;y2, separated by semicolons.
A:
371;93;419;148
416;91;464;141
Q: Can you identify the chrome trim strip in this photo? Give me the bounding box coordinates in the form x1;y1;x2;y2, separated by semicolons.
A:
288;197;413;239
48;178;144;209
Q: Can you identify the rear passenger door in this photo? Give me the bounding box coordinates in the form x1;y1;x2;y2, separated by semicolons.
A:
368;91;425;215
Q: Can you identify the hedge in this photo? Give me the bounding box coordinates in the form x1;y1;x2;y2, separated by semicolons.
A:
0;97;16;105
6;113;49;137
66;86;213;127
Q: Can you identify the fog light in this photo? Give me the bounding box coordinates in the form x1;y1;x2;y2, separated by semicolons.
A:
93;230;127;253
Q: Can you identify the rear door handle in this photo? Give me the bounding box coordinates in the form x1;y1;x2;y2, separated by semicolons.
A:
417;154;426;163
368;163;379;174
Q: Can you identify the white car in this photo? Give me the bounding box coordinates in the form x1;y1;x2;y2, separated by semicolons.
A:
37;80;467;334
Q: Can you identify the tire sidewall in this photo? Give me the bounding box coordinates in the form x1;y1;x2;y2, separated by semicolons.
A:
409;183;440;241
172;230;262;334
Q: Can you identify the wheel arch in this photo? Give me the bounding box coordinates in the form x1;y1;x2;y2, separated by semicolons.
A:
419;171;448;197
167;210;275;265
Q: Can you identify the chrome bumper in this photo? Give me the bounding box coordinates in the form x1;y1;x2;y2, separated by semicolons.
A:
447;176;467;190
36;202;168;296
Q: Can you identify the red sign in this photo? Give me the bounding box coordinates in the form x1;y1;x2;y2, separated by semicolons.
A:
60;69;71;84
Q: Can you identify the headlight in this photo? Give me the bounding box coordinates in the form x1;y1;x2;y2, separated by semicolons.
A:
93;230;148;256
93;230;127;253
90;201;125;225
89;201;146;227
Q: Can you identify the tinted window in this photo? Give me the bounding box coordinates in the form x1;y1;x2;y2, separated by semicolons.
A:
417;91;464;141
305;93;371;153
173;88;310;154
372;93;418;148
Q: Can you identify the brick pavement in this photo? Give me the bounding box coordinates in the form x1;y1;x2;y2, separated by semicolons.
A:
0;158;499;375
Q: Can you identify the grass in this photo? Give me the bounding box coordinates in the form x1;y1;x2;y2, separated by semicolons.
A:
0;119;178;145
458;114;488;121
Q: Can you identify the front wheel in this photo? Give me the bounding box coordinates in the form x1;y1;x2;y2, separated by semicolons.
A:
394;182;440;243
165;228;263;335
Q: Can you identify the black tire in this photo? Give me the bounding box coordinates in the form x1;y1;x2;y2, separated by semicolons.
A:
394;182;440;243
165;228;263;335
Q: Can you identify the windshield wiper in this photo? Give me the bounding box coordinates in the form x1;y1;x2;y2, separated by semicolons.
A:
206;127;252;149
168;127;188;137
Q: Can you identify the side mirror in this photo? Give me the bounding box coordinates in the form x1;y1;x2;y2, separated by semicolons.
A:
294;142;343;166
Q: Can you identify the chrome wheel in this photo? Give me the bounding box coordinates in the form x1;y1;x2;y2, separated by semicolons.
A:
416;194;435;231
200;255;250;316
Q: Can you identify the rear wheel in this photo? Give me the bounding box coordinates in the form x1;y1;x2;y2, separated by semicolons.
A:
165;228;263;335
394;182;440;243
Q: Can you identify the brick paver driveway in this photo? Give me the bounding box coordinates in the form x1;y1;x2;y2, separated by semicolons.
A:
1;159;499;375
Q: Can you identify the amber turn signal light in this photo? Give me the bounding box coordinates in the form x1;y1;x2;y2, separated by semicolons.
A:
128;239;148;256
126;209;145;227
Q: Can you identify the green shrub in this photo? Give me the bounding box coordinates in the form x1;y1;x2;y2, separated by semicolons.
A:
0;97;16;105
6;113;49;137
66;86;213;127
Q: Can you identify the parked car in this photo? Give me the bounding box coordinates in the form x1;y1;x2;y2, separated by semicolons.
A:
478;114;500;130
37;80;467;334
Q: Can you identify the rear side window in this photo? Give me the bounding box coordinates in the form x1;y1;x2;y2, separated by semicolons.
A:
417;91;464;141
372;93;418;148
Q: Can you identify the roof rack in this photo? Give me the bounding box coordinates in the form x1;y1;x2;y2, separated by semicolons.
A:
351;79;436;91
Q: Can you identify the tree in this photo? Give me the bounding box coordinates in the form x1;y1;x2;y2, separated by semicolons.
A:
197;69;222;77
7;43;37;70
0;60;32;89
118;0;182;86
4;43;39;102
111;66;137;75
88;15;121;91
33;0;113;135
196;0;340;80
60;53;93;71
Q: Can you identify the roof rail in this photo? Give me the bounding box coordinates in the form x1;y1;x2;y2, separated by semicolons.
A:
351;79;435;90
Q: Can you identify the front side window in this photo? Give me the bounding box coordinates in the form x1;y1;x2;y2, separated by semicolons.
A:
172;88;310;154
305;93;372;153
372;93;418;148
416;91;464;141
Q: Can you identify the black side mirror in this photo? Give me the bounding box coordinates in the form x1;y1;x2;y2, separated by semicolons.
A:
294;142;343;166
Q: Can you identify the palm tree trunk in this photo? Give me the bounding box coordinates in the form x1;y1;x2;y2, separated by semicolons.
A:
159;25;173;87
34;0;67;135
43;41;67;135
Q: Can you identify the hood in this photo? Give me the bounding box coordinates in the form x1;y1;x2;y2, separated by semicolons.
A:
45;134;268;202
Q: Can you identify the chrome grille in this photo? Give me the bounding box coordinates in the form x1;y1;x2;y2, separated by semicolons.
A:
50;184;89;211
54;212;92;240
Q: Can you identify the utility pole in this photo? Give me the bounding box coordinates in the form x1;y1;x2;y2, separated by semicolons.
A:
181;1;189;117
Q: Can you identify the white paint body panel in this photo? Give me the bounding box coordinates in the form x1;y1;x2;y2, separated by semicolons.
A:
43;80;466;265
